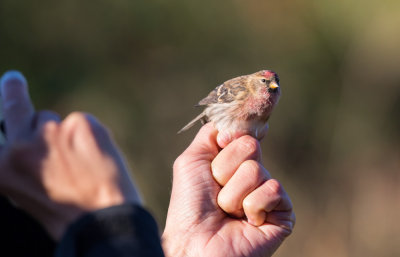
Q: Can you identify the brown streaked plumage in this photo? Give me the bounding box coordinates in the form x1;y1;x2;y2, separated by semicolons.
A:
178;70;281;140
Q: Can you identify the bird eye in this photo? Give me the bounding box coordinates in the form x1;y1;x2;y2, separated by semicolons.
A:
261;79;267;83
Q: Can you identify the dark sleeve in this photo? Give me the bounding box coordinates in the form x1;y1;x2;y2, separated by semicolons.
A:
0;196;56;257
55;204;165;257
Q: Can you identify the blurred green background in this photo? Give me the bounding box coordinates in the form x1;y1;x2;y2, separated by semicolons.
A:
1;0;399;256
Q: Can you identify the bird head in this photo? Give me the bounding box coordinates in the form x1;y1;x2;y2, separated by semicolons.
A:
251;70;281;96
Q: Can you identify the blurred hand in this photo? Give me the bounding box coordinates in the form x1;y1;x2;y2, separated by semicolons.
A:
0;71;141;240
162;124;295;257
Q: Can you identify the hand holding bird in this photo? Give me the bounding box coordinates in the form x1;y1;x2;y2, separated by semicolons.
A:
178;70;281;147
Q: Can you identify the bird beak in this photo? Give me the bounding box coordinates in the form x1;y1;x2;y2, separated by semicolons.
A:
269;82;279;90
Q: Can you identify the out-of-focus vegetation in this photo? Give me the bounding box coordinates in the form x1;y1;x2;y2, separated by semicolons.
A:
1;0;399;256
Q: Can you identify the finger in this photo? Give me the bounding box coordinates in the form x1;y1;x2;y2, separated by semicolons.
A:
216;124;269;148
61;112;116;156
1;110;62;144
243;179;293;226
33;110;61;131
217;160;271;217
31;111;61;148
0;71;35;142
185;122;219;159
60;112;97;151
174;123;219;173
216;130;246;149
82;113;142;204
211;135;261;186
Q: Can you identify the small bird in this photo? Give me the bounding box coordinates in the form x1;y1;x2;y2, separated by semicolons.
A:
178;70;281;142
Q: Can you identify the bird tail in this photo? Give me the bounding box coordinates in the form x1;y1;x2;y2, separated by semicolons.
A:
177;112;207;134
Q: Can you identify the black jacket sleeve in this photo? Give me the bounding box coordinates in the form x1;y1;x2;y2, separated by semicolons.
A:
55;204;165;257
0;196;56;257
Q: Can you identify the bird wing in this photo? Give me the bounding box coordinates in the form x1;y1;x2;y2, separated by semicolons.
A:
197;76;247;106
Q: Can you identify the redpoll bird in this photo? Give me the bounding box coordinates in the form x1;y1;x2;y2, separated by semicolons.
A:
178;70;281;145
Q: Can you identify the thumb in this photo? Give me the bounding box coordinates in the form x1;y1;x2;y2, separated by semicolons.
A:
172;123;220;192
176;123;219;170
169;123;220;219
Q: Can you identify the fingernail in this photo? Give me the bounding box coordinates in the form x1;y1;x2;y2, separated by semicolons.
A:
0;70;27;97
217;132;231;148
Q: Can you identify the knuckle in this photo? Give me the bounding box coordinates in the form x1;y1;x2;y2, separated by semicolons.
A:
34;110;61;138
64;112;87;128
172;153;199;179
211;158;232;186
266;178;283;195
65;112;87;124
62;112;91;133
217;191;236;213
242;196;257;212
237;135;260;156
240;160;261;177
173;154;187;172
41;120;59;135
210;160;222;177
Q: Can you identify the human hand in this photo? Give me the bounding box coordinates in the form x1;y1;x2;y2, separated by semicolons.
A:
162;124;295;257
0;71;141;240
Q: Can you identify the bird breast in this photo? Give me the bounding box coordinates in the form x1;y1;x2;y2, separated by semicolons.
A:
242;91;272;119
